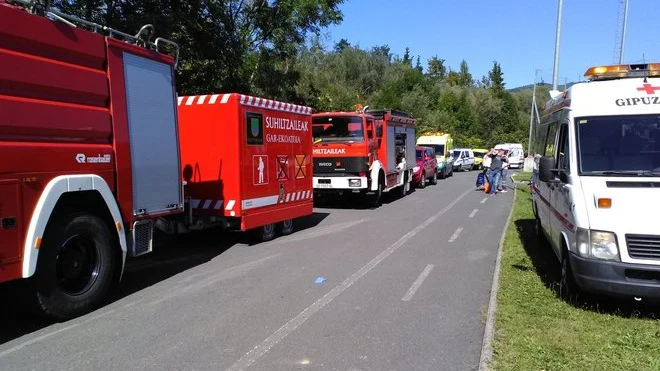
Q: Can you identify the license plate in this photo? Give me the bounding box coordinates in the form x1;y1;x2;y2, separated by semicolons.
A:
316;183;332;188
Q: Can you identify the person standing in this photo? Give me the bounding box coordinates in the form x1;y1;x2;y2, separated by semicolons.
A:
486;149;508;195
499;151;510;193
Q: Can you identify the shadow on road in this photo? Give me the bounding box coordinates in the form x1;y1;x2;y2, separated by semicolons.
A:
514;218;659;319
0;211;329;345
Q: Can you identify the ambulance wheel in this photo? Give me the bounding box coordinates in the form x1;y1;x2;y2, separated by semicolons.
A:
258;223;276;242
33;212;116;320
278;219;294;236
559;246;579;302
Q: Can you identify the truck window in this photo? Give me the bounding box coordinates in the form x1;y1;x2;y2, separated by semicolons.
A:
576;114;660;174
544;123;559;157
366;119;374;139
557;124;569;172
312;115;365;143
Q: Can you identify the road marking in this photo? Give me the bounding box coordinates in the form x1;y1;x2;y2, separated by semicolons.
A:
448;227;464;242
224;188;474;371
401;264;435;301
480;197;488;204
469;209;479;218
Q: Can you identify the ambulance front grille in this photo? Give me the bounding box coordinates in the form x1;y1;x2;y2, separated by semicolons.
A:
626;234;660;260
130;220;153;257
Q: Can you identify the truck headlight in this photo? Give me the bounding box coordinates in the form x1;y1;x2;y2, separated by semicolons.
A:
576;228;619;261
413;166;420;172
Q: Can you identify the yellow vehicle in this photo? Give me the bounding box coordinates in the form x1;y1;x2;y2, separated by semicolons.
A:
416;132;454;178
472;148;489;170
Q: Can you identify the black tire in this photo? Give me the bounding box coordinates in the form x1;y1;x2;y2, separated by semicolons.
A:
371;179;383;207
560;249;579;302
418;172;426;188
278;219;294;236
258;223;276;242
33;213;116;320
430;171;438;185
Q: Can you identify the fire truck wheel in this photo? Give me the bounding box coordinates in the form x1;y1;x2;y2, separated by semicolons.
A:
259;223;276;242
278;219;294;235
33;213;116;320
371;181;383;207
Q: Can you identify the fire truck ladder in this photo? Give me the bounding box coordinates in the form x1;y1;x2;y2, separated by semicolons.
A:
7;0;179;67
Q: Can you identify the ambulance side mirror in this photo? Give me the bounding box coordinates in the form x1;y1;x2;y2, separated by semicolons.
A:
376;124;383;138
538;156;557;183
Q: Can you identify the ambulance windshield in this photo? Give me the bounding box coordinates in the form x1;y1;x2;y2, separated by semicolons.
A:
312;116;365;143
577;114;660;175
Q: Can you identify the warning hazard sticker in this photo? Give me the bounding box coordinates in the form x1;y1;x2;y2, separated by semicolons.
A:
276;155;289;180
295;155;307;179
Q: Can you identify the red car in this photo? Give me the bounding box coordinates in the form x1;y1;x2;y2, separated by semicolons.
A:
413;146;438;188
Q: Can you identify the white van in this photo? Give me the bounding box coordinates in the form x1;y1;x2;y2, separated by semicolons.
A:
451;148;475;171
495;143;524;168
532;63;660;302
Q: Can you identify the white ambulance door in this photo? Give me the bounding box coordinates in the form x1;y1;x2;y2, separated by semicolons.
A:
550;122;574;254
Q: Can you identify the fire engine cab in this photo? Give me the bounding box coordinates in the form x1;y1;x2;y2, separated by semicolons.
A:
312;107;417;206
532;63;660;302
0;0;182;319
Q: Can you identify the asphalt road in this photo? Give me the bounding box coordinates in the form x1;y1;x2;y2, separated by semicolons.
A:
0;169;516;371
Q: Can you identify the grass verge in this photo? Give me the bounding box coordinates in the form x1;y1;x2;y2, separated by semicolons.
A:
491;173;660;371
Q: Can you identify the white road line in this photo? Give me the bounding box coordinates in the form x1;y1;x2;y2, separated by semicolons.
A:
448;227;464;242
469;209;479;218
480;197;488;204
224;187;474;371
401;264;435;301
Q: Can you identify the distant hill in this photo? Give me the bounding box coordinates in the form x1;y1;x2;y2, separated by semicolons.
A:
508;81;579;92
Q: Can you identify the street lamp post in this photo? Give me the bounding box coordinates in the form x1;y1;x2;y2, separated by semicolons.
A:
552;0;563;92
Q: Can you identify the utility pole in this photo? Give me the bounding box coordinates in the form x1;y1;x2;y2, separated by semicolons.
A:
528;69;541;155
619;0;629;64
552;0;563;91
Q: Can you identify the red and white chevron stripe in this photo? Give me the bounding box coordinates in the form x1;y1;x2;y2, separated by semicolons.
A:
177;93;312;115
279;190;313;203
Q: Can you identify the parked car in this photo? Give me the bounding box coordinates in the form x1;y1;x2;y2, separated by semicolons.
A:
472;148;489;170
451;148;475;171
413;146;438;188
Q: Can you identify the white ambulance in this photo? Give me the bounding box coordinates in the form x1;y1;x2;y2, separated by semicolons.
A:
532;63;660;302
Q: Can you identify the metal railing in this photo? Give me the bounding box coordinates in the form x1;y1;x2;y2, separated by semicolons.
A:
7;0;179;67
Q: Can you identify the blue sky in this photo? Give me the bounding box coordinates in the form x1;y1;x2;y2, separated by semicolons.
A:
323;0;660;89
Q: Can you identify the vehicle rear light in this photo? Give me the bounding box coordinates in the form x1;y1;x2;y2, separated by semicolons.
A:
359;172;367;177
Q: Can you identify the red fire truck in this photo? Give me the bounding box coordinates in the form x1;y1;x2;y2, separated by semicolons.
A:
155;93;314;242
312;107;417;206
0;1;183;319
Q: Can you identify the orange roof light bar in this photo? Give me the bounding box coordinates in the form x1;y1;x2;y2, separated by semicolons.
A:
585;63;660;81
